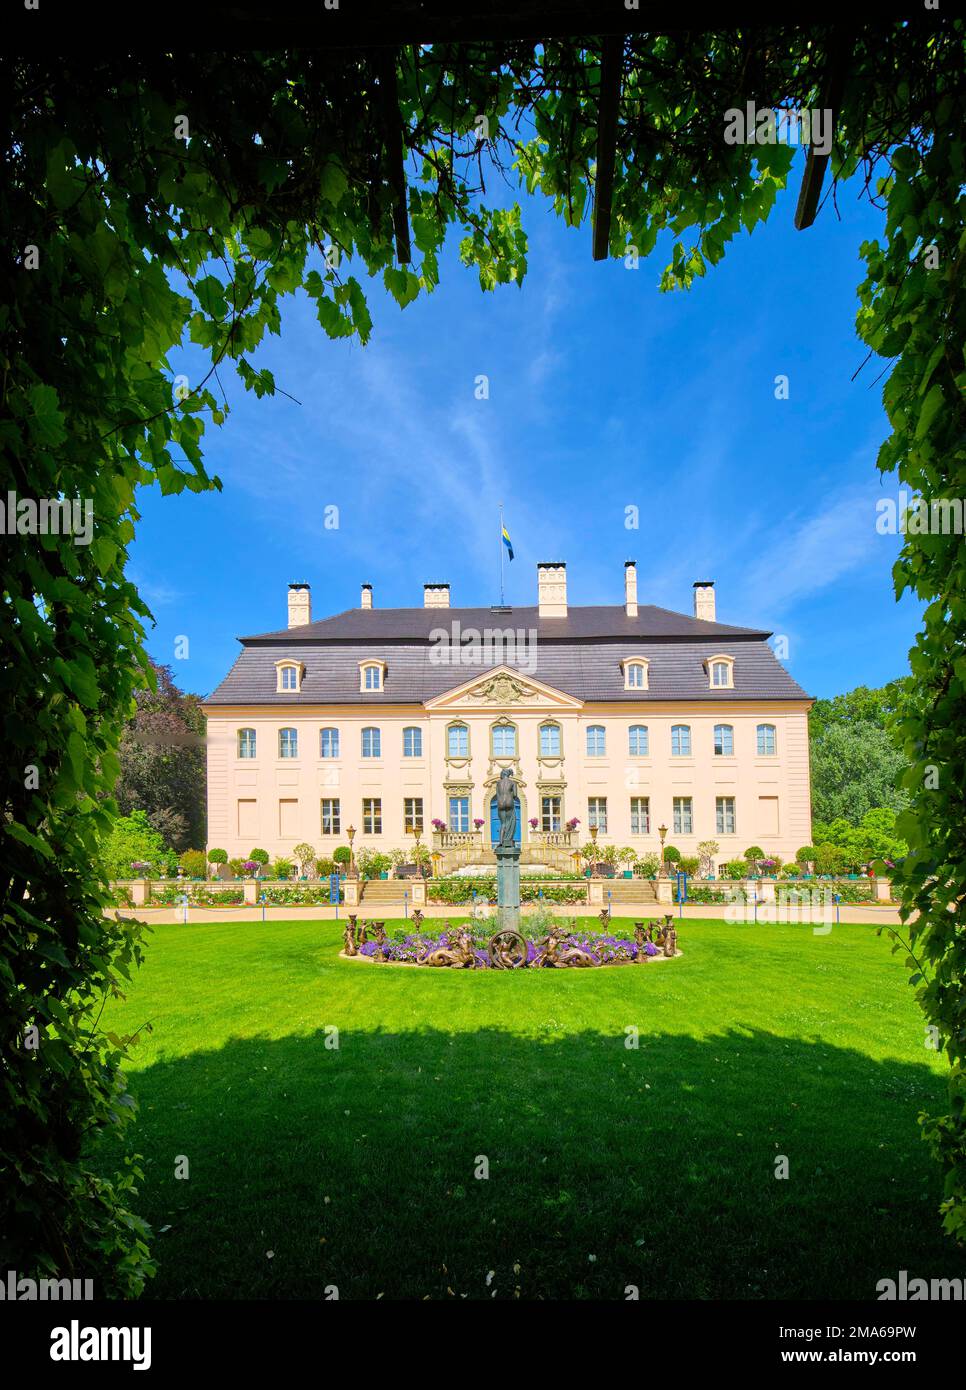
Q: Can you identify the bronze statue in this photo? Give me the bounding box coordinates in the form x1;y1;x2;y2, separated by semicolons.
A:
531;922;566;969
419;922;475;968
496;766;518;848
665;927;678;958
411;908;424;931
487;927;527;968
599;908;611;931
343;918;358;956
558;933;600;967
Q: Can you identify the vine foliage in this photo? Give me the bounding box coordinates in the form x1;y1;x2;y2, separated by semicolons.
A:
1;18;963;1291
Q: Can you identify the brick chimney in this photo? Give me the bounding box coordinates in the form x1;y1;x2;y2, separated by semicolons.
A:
360;583;373;610
423;583;450;609
693;580;716;623
287;582;311;628
624;560;638;618
537;562;567;618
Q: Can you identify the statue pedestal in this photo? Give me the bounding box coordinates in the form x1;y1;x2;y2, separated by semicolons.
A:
495;844;521;931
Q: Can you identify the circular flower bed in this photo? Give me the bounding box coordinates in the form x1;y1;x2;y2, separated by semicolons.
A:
345;919;679;969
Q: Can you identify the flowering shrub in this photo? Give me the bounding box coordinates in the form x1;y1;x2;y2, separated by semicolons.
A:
260;885;339;905
147;885;245;906
428;878;585;904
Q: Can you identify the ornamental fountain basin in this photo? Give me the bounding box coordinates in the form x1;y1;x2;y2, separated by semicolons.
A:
339;912;682;969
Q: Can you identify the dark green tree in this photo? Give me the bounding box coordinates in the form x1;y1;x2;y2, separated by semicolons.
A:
113;661;206;851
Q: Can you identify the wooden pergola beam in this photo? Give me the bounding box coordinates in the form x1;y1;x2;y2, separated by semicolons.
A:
794;35;850;231
592;34;622;262
374;48;411;264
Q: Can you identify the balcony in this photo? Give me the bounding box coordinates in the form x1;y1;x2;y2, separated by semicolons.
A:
530;829;577;849
432;829;484;851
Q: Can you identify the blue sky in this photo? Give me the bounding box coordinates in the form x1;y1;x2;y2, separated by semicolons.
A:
132;163;918;702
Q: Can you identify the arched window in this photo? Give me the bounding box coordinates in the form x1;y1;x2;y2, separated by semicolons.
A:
275;659;303;693
491;722;517;757
628;725;649;756
279;727;298;758
359;660;386;692
447;723;469;758
706;654;734;689
361;726;381;758
586;725;606;757
319;727;339;759
238;728;256;759
757;723;777;756
671;724;691;757
539;722;561;757
714;724;734;756
403;726;423;758
621;657;649;690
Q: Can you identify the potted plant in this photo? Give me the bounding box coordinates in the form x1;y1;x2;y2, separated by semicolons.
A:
473;818;484;831
431;818;446;832
241;859;258;878
207;847;228;880
615;846;637;878
529;817;539;831
566;817;580;832
293;843;317;880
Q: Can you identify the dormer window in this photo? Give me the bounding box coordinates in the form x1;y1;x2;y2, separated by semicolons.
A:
621;656;649;691
275;659;304;693
359;659;386;693
706;654;735;689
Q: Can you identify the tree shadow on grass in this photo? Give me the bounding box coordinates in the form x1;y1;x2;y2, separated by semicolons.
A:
96;1025;958;1300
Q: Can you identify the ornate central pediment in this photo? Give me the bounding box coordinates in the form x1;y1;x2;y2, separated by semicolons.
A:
425;665;582;712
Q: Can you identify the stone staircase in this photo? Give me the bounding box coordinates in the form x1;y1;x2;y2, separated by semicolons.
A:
358;879;418;906
597;878;659;904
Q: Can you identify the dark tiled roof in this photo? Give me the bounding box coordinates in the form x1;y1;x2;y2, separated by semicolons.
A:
206;618;810;707
240;604;768;644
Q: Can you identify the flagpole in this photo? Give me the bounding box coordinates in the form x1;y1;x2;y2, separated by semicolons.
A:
499;501;504;606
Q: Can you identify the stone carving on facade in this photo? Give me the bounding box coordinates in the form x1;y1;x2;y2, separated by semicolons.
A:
473;673;538;705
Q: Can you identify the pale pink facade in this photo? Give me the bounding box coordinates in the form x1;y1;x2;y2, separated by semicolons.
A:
204;566;813;870
204;687;812;866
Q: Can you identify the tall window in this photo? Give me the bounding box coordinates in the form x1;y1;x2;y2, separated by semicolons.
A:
588;797;608;832
279;727;298;758
711;660;732;688
541;795;562;832
625;661;646;688
361;726;381;758
281;665;298;690
757;723;777;756
319;727;339;759
447;723;469;758
539;723;561;757
403;726;422;758
673;796;693;835
628;724;649;756
361;663;383;691
448;796;469;833
671;724;691;757
586;725;606;757
404;797;424;833
630;796;650;835
716;796;736;834
714;724;734;756
363;798;382;834
491;723;517;757
238;727;256;759
320;798;341;836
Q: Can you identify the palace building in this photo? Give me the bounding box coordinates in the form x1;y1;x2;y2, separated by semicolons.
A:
203;563;813;871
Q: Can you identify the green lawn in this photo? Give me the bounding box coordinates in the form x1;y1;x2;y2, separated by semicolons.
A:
93;916;959;1300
